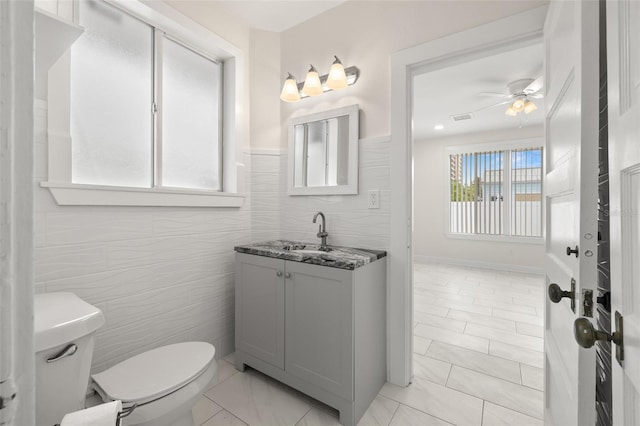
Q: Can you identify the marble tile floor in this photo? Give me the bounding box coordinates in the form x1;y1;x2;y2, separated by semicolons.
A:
191;262;545;426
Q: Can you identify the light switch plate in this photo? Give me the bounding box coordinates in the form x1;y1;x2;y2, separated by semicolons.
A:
368;189;380;209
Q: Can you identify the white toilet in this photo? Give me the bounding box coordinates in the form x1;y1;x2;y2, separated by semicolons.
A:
35;292;217;426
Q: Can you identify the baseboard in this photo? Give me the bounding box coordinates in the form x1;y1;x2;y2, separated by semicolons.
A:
413;255;544;275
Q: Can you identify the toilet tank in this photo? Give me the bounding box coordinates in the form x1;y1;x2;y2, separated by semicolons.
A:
34;292;105;426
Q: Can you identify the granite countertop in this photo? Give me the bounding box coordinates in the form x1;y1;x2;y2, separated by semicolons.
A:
234;240;387;270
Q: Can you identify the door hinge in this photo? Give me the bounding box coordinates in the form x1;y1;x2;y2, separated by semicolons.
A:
0;378;17;425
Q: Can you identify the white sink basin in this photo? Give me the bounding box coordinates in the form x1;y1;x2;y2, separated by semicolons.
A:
291;249;330;255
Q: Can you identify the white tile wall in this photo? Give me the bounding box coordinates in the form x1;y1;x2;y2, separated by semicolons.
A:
35;100;390;375
34;102;248;372
249;151;281;243
276;136;391;250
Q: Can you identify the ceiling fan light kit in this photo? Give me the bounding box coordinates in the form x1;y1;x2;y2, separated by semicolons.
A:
504;96;538;116
524;99;538;114
478;76;544;118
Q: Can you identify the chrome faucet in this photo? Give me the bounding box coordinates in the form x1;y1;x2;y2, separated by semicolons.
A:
312;212;329;250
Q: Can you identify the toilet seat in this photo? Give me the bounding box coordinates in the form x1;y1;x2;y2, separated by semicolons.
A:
92;342;215;405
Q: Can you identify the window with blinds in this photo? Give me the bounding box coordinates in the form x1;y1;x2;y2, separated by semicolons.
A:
449;146;543;238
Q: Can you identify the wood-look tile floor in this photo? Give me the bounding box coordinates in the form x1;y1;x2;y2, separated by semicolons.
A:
192;262;545;426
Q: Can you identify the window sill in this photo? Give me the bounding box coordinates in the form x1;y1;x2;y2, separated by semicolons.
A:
445;232;544;245
41;182;245;207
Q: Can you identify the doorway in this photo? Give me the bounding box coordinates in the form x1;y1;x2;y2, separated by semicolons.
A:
387;0;548;391
408;35;546;423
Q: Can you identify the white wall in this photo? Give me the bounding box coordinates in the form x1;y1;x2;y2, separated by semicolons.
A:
279;0;547;143
279;136;391;249
4;1;35;423
273;1;547;257
414;127;545;272
31;0;549;379
33;1;253;373
248;29;283;242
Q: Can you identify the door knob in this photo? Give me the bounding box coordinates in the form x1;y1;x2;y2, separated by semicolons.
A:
548;283;574;303
566;245;579;257
573;318;614;348
548;279;576;312
573;312;624;364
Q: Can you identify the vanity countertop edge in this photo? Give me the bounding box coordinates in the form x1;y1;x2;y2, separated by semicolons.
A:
234;240;387;271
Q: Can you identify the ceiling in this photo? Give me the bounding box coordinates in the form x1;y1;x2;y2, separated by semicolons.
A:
216;0;347;32
413;42;544;141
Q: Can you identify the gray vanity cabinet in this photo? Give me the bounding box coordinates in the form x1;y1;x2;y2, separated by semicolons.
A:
234;252;386;426
234;254;285;369
284;260;353;400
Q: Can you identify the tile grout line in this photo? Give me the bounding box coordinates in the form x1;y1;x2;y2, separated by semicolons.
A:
443;365;544;420
293;405;315;426
385;401;401;426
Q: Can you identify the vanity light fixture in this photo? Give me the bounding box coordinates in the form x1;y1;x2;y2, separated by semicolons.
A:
302;65;323;96
326;56;348;90
280;73;301;103
280;56;359;102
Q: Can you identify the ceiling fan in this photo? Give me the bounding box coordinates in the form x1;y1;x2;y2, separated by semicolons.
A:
478;77;544;116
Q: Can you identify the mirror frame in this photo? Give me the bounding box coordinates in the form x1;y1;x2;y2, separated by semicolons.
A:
287;104;359;195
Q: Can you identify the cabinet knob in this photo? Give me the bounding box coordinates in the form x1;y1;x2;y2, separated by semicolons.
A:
285;272;291;279
276;271;283;277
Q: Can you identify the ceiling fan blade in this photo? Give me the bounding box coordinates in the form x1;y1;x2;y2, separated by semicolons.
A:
475;100;511;112
529;93;545;99
478;92;511;98
524;76;543;94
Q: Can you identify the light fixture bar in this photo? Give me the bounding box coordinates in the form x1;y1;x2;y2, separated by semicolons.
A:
296;66;359;98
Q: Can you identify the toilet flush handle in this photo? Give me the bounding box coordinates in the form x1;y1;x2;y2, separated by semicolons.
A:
46;343;78;363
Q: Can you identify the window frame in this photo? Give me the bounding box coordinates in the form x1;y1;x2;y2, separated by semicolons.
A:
444;137;544;244
43;0;245;207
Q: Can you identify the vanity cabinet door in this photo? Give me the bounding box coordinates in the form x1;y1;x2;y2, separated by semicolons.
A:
284;261;354;400
235;253;285;370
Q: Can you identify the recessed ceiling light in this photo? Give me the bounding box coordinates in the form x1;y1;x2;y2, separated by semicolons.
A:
434;124;444;130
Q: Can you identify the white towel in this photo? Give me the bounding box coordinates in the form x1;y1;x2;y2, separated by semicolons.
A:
60;400;122;426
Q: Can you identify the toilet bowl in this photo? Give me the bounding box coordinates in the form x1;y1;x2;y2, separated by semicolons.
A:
35;292;216;426
91;341;216;426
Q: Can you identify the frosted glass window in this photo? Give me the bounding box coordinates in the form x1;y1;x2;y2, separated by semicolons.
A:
71;0;153;188
162;38;222;190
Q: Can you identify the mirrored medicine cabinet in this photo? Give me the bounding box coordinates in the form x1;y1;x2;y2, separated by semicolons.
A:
287;104;359;195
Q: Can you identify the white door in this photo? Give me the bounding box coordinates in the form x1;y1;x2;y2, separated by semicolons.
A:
606;0;640;424
543;1;600;425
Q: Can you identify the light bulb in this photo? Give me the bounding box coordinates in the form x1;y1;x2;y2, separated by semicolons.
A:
302;65;323;96
326;56;348;90
505;105;517;116
524;99;538;114
280;73;300;102
512;98;525;112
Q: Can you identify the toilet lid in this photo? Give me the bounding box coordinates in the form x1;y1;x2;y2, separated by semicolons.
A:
91;342;215;403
